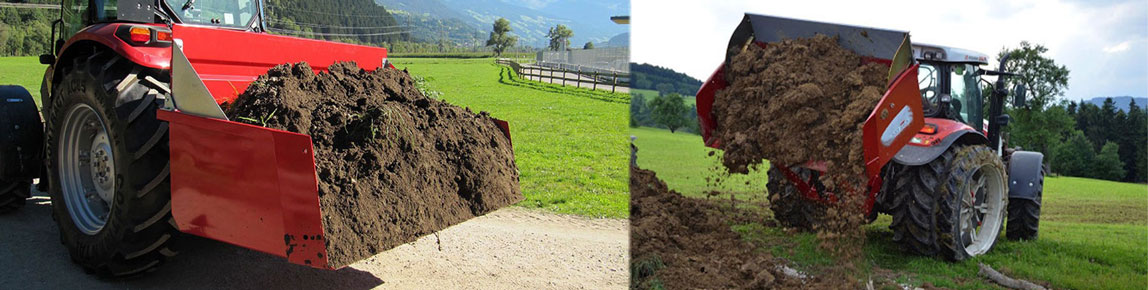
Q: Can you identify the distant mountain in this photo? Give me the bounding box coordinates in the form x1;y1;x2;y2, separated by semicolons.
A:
604;32;629;47
376;0;628;47
631;63;703;97
1086;96;1148;112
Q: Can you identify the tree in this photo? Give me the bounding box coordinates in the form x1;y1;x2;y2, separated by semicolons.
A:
1052;130;1093;177
630;93;652;127
655;83;675;96
998;41;1070;110
1125;99;1148;182
1092;142;1126;181
485;18;517;57
583;41;594;50
649;93;689;133
995;42;1073;168
546;24;573;51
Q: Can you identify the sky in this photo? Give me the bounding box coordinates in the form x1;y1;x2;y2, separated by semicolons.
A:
631;0;1147;100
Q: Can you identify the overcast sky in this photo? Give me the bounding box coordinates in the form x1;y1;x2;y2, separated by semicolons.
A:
631;0;1147;100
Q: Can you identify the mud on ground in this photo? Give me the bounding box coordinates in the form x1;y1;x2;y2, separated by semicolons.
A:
630;166;804;289
227;62;522;267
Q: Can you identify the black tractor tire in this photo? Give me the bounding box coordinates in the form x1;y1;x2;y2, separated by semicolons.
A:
1006;168;1043;240
766;166;826;230
888;148;953;256
0;85;43;214
935;145;1007;261
44;50;178;278
0;180;31;214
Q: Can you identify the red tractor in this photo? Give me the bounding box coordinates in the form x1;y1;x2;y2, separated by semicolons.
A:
696;14;1044;261
0;0;510;277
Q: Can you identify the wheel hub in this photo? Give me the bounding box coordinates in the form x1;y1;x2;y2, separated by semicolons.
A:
959;166;1005;256
59;104;116;235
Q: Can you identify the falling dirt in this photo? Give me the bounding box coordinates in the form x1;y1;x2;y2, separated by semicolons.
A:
227;62;522;268
631;166;806;289
711;35;889;268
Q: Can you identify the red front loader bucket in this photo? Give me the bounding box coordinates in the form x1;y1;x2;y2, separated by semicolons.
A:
155;24;511;269
695;14;924;211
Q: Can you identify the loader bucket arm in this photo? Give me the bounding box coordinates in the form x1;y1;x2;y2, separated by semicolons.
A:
696;13;923;179
156;24;513;269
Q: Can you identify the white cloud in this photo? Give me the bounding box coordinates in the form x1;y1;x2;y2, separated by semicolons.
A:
1103;41;1132;53
631;0;1148;99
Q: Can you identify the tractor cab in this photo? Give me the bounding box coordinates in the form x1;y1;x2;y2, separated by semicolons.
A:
912;43;991;133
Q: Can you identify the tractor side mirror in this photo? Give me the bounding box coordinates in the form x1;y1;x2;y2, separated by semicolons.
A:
39;54;55;65
1013;84;1027;107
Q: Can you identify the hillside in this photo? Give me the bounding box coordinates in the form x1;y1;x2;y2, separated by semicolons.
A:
376;0;627;48
263;0;405;44
1086;96;1147;112
630;62;703;96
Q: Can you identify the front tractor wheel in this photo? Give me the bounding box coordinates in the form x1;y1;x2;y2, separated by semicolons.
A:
935;145;1008;261
766;166;826;230
45;53;178;278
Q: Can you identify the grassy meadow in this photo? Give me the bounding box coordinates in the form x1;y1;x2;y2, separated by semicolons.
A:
0;56;46;106
633;126;1148;289
394;58;630;218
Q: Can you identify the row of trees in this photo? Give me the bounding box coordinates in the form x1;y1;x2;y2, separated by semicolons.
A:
485;18;596;56
995;42;1146;182
0;6;55;57
630;63;703;96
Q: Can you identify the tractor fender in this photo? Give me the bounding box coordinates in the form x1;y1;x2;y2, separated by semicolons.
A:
1007;151;1044;202
892;129;987;166
46;24;172;99
0;86;45;181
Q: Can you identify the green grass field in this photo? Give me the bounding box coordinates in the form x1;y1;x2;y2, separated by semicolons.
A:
395;58;630;218
633;126;1148;289
0;56;46;106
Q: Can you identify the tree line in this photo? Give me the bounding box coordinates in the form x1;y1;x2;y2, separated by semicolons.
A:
995;42;1146;183
630;63;703;96
0;3;54;57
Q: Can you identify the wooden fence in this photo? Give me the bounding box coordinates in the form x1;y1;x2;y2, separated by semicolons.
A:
497;59;629;93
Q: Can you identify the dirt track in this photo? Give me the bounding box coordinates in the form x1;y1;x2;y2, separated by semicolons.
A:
0;186;628;289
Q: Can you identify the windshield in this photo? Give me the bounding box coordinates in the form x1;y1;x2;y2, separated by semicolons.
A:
166;0;258;28
949;63;982;125
917;62;984;129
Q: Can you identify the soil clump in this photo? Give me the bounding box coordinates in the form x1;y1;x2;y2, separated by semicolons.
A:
227;62;522;267
630;166;807;289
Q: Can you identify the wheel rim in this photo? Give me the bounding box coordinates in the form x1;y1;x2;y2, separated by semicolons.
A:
960;164;1005;256
59;104;116;235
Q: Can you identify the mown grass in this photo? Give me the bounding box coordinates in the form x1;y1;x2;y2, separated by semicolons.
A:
0;56;46;106
394;58;630;218
633;125;1148;289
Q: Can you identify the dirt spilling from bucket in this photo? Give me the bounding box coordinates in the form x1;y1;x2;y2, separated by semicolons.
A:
227;62;522;267
630;166;805;289
712;35;887;262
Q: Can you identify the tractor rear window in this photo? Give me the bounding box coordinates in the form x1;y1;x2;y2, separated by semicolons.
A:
166;0;257;28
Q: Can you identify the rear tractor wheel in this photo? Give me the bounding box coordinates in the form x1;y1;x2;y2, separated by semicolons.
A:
45;52;179;278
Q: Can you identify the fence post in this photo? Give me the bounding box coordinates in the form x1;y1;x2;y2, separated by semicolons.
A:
576;67;582;88
562;68;567;87
612;71;617;93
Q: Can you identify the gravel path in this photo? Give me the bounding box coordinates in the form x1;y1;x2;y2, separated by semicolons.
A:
0;186;628;289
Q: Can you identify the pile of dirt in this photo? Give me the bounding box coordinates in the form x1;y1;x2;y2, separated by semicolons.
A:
227;62;522;267
630;166;805;289
712;35;887;261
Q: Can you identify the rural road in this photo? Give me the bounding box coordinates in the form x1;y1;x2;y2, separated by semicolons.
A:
0;185;629;289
